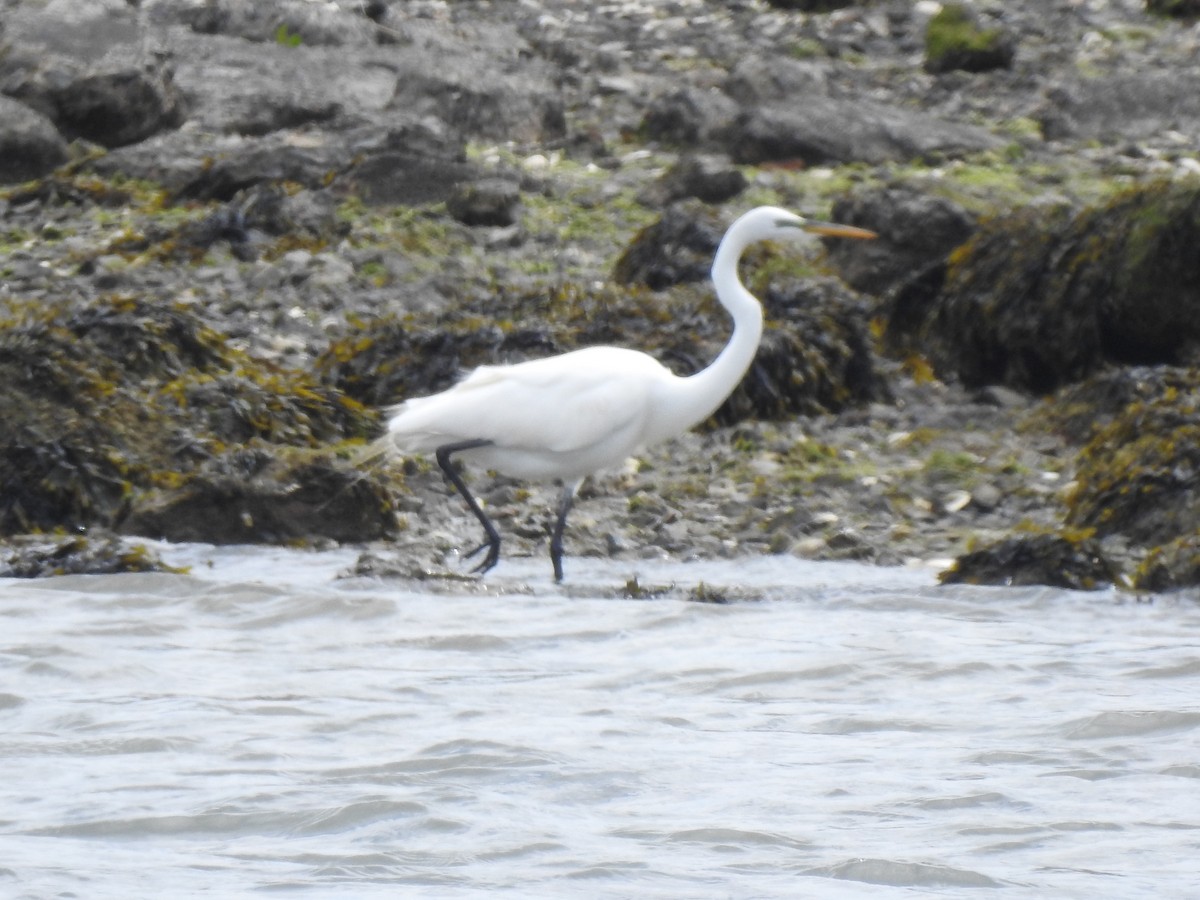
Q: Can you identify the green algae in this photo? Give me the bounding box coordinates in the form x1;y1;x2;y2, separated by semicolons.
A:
924;3;1014;74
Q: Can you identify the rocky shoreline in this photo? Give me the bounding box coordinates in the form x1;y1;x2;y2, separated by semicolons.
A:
2;0;1200;591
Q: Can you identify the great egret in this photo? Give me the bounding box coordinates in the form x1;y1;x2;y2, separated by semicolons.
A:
377;206;875;581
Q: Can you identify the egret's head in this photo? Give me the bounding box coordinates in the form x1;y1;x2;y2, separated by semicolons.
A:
717;206;875;267
774;208;876;242
728;206;875;245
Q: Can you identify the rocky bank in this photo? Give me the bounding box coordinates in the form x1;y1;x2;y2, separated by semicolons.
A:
2;0;1200;592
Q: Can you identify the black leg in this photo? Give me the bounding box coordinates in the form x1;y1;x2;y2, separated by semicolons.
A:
435;440;500;575
549;481;580;583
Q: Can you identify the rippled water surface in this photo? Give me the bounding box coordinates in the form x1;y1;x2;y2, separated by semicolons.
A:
3;547;1199;898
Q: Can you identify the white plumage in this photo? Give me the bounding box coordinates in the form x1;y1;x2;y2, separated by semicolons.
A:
385;347;670;480
376;206;875;581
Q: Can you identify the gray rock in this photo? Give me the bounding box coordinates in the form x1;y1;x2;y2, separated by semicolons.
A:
0;532;179;578
640;87;738;146
86;129;239;194
160;30;395;137
724;56;829;106
221;94;341;139
88;117;470;205
50;61;188;148
940;534;1116;591
4;49;187;148
724;98;1000;165
765;0;859;9
1038;73;1200;143
0;0;142;69
0;95;69;184
351;150;481;207
343;120;479;207
824;528;874;560
386;22;566;144
169;133;346;201
146;0;367;47
641;154;747;207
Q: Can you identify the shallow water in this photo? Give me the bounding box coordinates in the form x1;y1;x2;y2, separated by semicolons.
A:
2;548;1198;898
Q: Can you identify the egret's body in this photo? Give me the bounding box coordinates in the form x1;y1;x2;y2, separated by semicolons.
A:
385;346;676;481
378;206;874;580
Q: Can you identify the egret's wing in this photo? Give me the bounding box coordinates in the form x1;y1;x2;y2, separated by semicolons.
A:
386;348;668;454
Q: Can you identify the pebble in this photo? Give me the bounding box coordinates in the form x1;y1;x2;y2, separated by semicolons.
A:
970;483;1002;511
942;490;972;513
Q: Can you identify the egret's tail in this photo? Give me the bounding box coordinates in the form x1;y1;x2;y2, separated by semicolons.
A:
368;398;454;457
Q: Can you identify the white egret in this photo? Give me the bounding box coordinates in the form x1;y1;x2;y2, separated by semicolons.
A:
377;206;875;581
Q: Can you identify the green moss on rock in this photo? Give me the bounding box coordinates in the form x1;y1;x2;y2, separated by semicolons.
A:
925;4;1016;74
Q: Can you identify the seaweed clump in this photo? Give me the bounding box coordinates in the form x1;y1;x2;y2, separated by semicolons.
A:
0;294;386;544
1132;534;1200;593
0;532;184;578
714;277;887;425
887;180;1200;393
611;202;724;291
939;364;1200;592
317;312;561;408
939;533;1118;591
0;294;227;533
1065;367;1200;549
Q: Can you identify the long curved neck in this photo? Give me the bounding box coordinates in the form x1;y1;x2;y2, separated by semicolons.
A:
654;232;763;438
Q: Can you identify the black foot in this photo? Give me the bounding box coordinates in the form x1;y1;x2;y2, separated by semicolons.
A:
464;538;500;575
